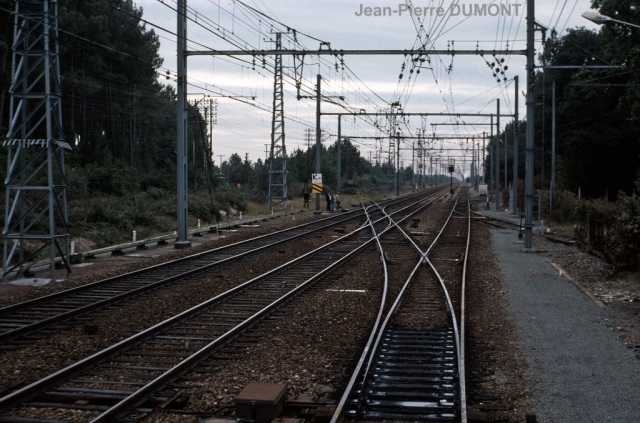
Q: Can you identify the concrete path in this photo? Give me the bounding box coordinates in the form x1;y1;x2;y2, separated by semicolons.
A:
491;229;640;422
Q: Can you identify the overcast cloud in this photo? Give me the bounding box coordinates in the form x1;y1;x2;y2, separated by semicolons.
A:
134;0;599;176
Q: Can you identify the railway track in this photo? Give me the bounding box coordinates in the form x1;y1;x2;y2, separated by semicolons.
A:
0;189;445;350
0;188;451;422
332;186;471;422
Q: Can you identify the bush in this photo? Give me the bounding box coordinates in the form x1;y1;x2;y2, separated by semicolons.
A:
552;185;640;271
82;160;139;196
550;189;579;222
603;192;640;271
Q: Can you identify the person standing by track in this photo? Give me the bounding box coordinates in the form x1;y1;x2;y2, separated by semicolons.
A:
303;191;310;209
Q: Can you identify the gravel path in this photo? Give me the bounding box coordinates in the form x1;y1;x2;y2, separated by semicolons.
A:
491;228;640;422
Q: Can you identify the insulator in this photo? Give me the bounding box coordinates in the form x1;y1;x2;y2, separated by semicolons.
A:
399;73;403;79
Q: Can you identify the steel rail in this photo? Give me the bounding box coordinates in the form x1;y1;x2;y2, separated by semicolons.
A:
0;191;432;345
0;222;375;415
420;195;466;423
459;195;471;423
332;187;470;422
84;191;449;421
0;188;429;318
88;240;376;421
0;189;448;419
330;191;450;422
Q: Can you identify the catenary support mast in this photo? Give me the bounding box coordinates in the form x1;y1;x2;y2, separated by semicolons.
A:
268;33;288;209
3;0;71;280
175;0;190;248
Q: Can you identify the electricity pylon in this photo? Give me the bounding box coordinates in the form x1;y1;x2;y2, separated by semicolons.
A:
2;0;71;281
267;33;287;209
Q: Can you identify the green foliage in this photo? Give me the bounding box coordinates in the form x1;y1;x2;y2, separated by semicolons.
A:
603;192;640;271
537;23;640;198
189;193;218;223
552;186;640;271
82;160;139;196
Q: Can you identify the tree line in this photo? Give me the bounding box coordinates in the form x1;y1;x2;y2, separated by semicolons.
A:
1;0;638;205
492;0;640;199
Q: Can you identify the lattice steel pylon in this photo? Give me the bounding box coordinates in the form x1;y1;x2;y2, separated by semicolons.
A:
267;33;287;209
2;0;71;281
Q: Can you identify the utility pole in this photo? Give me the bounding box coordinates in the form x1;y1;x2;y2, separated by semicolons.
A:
175;0;190;249
244;153;250;187
337;116;342;193
396;129;400;196
512;76;520;216
471;138;475;188
305;128;312;189
495;99;501;211
524;0;536;248
431;158;435;186
412;142;415;190
482;133;486;184
551;80;556;212
218;155;225;176
210;98;217;166
315;74;322;214
505;114;508;195
476;141;480;188
490;118;494;201
268;33;288;209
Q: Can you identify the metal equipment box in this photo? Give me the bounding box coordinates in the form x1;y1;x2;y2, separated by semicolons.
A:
235;383;287;423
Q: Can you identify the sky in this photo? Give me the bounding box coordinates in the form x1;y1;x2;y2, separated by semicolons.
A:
133;0;600;178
